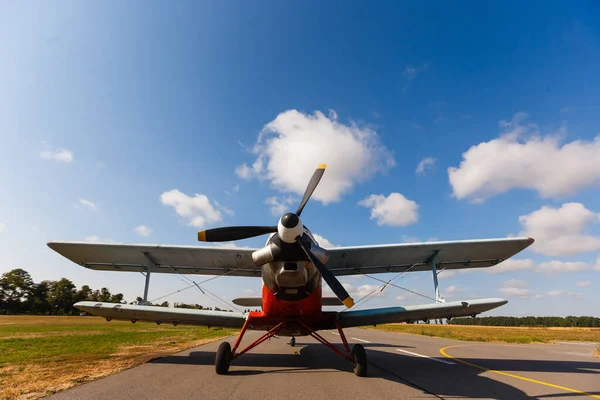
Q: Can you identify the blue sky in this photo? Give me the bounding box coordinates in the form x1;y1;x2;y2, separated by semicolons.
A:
1;2;599;316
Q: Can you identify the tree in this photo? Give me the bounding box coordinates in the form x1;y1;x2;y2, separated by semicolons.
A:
46;278;76;315
109;293;124;303
75;285;93;302
98;288;112;302
28;281;52;314
0;269;34;314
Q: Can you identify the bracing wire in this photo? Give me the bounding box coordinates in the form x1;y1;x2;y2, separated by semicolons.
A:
340;264;437;312
149;266;244;313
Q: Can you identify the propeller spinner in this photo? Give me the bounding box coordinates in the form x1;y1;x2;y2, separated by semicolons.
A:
197;164;355;308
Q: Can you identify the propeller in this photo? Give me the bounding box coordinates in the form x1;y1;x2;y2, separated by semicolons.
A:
197;163;355;308
296;236;354;308
296;164;326;217
197;226;277;242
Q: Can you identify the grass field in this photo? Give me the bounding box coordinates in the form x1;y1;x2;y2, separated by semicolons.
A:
366;323;600;344
0;316;235;400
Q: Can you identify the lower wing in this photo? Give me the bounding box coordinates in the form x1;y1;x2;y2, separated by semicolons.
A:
337;298;507;328
74;301;246;328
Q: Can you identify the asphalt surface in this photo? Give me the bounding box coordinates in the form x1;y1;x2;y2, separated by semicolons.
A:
49;328;600;400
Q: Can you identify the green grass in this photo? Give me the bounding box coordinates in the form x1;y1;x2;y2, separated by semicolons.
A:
0;316;235;399
365;324;600;344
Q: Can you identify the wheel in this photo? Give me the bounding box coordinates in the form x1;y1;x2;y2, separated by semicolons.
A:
215;342;231;375
290;337;296;347
352;344;367;377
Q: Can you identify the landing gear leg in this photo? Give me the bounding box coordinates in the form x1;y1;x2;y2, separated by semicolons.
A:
296;319;368;377
290;336;296;347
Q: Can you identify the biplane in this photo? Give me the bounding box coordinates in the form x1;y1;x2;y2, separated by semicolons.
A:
48;164;533;376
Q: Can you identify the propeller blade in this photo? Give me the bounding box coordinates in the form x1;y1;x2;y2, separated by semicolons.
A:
198;226;277;242
296;164;326;217
296;236;354;308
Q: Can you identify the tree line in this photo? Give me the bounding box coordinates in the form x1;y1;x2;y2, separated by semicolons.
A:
449;315;600;327
0;269;229;315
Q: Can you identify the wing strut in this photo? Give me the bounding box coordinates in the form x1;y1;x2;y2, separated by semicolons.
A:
141;252;157;305
427;251;444;304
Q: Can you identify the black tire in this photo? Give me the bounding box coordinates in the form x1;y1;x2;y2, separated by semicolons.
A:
290;337;296;347
215;342;231;375
352;344;367;377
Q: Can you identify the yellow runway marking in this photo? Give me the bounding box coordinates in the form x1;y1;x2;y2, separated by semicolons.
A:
440;345;600;399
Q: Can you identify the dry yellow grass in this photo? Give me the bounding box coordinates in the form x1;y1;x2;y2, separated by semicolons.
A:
365;323;600;343
0;316;235;399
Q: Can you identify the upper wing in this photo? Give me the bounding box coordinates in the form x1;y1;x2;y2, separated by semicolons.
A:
47;242;261;277
74;301;246;328
338;298;507;328
48;237;533;277
325;237;534;276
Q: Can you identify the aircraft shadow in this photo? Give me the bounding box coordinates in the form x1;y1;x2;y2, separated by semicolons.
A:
151;343;600;399
367;349;600;399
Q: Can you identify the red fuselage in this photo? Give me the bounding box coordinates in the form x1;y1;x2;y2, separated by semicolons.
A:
243;281;335;336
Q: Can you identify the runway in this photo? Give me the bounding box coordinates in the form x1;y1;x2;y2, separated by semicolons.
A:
50;328;600;400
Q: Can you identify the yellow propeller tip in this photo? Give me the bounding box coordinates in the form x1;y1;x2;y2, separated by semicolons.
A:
342;297;354;308
197;231;207;241
317;163;327;169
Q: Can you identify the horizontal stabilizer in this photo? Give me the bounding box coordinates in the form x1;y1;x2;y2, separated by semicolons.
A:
232;297;343;307
74;301;246;328
338;298;507;328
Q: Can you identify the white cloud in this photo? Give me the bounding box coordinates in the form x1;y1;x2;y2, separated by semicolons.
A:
546;290;565;297
84;236;114;243
235;110;395;204
40;148;74;163
445;285;463;294
242;289;256;296
439;270;457;278
0;223;4;234
77;198;98;211
567;292;584;299
535;260;590;276
264;196;296;217
209;242;253;250
402;63;429;81
358;193;419;226
312;233;337;248
233;184;240;192
395;295;407;301
519;203;600;256
448;112;600;202
499;286;531;298
96;161;107;170
323;283;386;298
416;157;436;175
576;280;591;287
160;189;223;229
134;225;152;237
488;259;534;274
214;201;234;217
498;279;541;299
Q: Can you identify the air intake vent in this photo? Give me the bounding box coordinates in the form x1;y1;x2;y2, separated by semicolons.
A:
283;263;298;271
